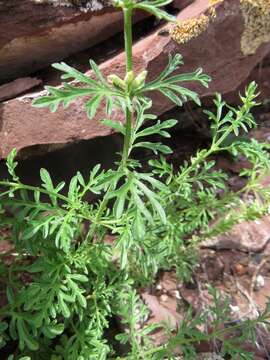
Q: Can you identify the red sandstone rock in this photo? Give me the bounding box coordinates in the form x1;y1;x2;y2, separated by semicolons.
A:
0;0;144;82
201;216;270;253
0;78;42;102
1;0;270;158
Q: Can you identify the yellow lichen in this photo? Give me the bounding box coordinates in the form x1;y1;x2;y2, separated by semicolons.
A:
170;0;223;45
209;0;223;6
240;0;270;55
208;6;217;19
169;14;210;44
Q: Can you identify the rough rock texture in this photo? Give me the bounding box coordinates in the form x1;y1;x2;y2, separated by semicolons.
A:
0;0;137;82
0;78;42;102
1;0;270;158
201;215;270;252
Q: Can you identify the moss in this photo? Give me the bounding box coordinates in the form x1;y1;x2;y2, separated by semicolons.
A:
240;0;270;55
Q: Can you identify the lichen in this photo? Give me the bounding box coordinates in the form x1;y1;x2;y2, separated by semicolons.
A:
169;14;210;44
209;0;223;6
33;0;106;12
169;0;222;45
240;0;270;55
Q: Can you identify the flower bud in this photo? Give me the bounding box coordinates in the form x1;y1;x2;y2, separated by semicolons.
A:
107;74;125;90
132;70;148;89
124;71;135;86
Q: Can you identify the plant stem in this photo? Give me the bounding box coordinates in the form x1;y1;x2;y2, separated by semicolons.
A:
123;7;133;73
122;108;133;166
0;181;70;204
122;6;133;167
85;6;134;241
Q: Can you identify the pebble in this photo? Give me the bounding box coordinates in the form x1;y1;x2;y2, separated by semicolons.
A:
235;263;247;276
160;294;168;302
254;274;265;290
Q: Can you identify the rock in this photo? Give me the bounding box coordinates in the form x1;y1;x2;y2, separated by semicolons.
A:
172;0;194;11
234;263;247;276
0;0;145;82
1;0;270;158
201;216;270;253
254;274;265;291
0;78;42;102
139;272;183;347
141;291;182;346
142;273;182;329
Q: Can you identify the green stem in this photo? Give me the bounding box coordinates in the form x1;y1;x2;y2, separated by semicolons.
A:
122;6;133;167
124;7;133;73
122;108;133;166
0;181;71;204
84;6;134;242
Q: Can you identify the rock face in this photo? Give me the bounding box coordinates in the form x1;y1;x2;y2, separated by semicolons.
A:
201;216;270;253
0;0;130;82
0;78;42;102
1;0;270;158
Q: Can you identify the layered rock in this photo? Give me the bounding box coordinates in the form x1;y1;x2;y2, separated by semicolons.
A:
0;0;143;82
1;0;270;158
0;78;42;102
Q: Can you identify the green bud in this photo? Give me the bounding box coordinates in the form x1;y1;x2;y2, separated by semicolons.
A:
107;74;126;90
132;70;148;89
124;71;135;86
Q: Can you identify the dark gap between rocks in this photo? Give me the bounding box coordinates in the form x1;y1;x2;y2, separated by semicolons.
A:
0;103;209;199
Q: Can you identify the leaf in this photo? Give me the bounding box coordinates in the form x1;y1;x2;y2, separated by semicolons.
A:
86;95;103;119
160;88;183;106
69;274;88;282
6;149;19;181
77;292;87;309
59;294;71;318
68;175;78;199
134;141;172;154
135;119;177;138
6;286;15;304
52;62;97;86
90;59;106;84
77;171;85;186
138;173;168;192
106;96;113;116
40;168;53;189
134;0;176;21
114;195;126;219
135;180;166;224
131;187;153;223
43;323;65;338
138;54;210;109
17;319;39;351
102;119;125;135
132;211;145;239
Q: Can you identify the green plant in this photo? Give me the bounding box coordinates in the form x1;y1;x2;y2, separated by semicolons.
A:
0;0;270;358
115;286;270;359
